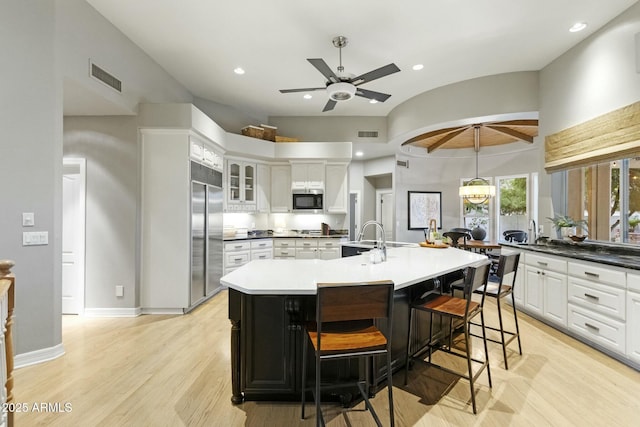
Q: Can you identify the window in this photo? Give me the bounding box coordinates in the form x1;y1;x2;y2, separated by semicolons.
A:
460;177;492;240
496;175;529;240
566;156;640;244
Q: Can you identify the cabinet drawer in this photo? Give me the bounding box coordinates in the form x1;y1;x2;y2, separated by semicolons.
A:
627;272;640;293
296;239;318;248
568;261;626;288
568;276;626;321
318;239;342;248
250;239;273;250
273;239;296;248
568;303;625;354
224;241;251;251
525;253;567;274
251;249;273;261
225;251;250;267
274;248;296;257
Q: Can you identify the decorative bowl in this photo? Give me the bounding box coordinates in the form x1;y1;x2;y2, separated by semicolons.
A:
568;235;587;242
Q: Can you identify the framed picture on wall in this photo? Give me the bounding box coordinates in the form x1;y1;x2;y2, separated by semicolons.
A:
408;191;442;230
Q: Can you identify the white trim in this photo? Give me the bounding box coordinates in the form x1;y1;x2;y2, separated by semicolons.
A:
62;157;86;315
83;307;142;317
349;190;362;240
15;343;65;369
140;308;184;315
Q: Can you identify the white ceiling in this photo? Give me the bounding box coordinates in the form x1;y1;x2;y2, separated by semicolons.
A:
84;0;636;120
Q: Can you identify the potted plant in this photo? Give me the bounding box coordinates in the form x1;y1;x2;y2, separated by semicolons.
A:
468;216;488;240
629;216;640;232
547;214;587;238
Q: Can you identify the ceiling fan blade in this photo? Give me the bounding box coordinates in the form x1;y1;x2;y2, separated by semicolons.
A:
279;87;326;93
307;58;339;83
322;99;337;112
355;88;391;102
351;63;400;85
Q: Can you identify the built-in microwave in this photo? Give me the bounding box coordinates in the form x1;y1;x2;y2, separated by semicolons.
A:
292;192;323;211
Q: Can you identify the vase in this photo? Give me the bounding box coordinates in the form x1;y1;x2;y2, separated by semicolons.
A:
471;227;486;241
560;227;575;239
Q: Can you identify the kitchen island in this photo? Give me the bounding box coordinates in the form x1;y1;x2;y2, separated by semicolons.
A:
222;245;488;403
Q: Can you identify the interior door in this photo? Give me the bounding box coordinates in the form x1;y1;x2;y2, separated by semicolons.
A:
62;160;86;315
378;191;394;241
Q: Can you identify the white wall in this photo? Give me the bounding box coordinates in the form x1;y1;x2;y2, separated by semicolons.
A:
395;146;541;243
538;2;640;231
0;1;62;355
64;116;139;309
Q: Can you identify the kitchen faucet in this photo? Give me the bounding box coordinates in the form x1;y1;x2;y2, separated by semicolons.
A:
358;220;387;262
529;219;537;243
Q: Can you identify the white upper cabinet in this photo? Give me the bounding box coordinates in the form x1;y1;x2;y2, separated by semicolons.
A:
257;164;270;213
226;159;256;211
291;162;325;192
270;165;292;213
191;138;222;171
324;163;348;213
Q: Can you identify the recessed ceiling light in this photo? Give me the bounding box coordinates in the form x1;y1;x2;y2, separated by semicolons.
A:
233;67;245;75
355;151;364;157
569;22;587;32
412;64;424;71
369;99;378;104
303;94;312;99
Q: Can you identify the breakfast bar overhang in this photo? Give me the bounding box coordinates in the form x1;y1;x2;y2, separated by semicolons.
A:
222;245;487;403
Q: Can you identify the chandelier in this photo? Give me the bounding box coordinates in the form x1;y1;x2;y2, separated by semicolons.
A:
459;125;496;204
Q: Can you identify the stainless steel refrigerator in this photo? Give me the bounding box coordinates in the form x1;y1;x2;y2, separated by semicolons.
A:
190;162;223;309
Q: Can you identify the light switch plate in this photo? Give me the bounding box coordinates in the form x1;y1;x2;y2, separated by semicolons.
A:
22;231;48;246
22;212;35;227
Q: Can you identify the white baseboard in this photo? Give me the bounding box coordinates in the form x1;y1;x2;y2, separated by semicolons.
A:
140;308;184;315
15;343;65;369
83;307;142;317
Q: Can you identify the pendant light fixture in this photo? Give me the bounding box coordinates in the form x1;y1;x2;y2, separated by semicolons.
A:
459;125;496;204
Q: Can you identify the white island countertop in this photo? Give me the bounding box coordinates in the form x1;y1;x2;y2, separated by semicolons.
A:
221;246;489;295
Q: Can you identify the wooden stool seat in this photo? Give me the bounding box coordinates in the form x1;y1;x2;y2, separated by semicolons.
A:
416;294;480;318
306;323;387;353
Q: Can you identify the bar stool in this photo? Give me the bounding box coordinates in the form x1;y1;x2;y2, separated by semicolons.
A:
404;262;492;414
442;230;472;248
301;280;395;427
471;252;522;369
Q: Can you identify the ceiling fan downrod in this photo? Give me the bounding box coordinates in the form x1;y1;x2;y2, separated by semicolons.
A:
332;36;348;74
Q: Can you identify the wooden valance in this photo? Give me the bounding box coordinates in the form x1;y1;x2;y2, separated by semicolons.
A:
545;101;640;172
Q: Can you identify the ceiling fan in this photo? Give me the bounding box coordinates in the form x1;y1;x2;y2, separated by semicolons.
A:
279;36;401;112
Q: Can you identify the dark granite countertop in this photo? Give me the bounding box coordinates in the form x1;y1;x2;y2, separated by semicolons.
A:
501;239;640;270
223;230;348;241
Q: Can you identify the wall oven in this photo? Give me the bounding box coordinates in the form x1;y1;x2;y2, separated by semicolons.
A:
292;192;323;211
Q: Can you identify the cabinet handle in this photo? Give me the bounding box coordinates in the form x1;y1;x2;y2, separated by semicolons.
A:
585;323;600;332
584;271;600;278
584;293;599;300
258;243;266;247
537;261;548;266
282;251;289;255
258;255;266;259
234;245;243;249
234;258;243;262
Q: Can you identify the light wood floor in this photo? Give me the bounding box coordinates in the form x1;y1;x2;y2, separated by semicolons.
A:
13;290;640;426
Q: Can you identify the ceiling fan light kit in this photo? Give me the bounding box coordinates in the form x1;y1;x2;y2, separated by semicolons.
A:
279;35;400;111
327;82;356;101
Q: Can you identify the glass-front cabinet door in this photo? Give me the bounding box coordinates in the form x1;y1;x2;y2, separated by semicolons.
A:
244;164;255;203
226;160;257;210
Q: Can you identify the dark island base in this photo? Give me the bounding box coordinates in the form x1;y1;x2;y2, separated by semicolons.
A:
228;273;461;404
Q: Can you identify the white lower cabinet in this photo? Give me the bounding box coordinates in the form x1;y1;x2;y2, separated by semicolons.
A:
523;253;567;326
273;238;342;260
224;239;272;274
273;239;296;259
568;303;626;354
627;273;640;363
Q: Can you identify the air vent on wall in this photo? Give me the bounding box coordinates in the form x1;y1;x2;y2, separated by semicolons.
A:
90;61;122;93
396;160;409;168
357;130;379;138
